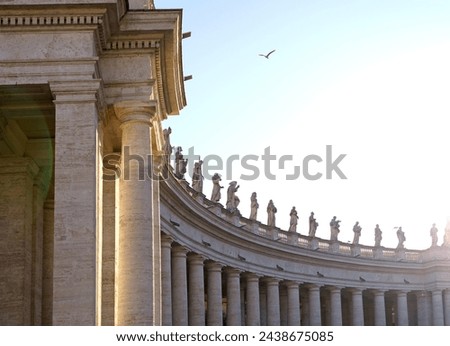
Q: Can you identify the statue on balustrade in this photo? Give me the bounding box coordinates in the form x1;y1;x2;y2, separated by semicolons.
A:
211;173;223;203
163;127;173;158
329;216;340;241
226;181;240;213
430;223;438;247
374;224;382;247
267;200;277;228
192;160;204;193
175;146;188;179
396;227;406;250
288;206;298;232
444;222;450;247
308;212;318;237
249;192;259;221
352;221;362;245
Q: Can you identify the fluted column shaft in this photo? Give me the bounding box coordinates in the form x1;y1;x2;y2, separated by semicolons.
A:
373;290;386;326
350;288;364;326
225;268;241;326
246;274;261;326
308;284;322;326
206;262;223;326
188;254;205;326
171;246;188;325
286;281;301;326
329;287;342;326
396;291;409;326
161;235;173;326
432;289;444;326
266;278;281;326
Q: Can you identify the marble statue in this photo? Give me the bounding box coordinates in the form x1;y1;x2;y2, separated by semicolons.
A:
396;227;406;250
330;216;340;241
191;160;204;193
308;212;318;237
430;223;438;247
163;127;173;158
249;192;259;221
210;173;223;202
175;146;188;179
352;221;362;245
226;181;240;213
444;222;450;247
288;206;298;232
374;224;382;247
267;200;277;228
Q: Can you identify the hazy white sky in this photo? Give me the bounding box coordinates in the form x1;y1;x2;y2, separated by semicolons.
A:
157;0;450;250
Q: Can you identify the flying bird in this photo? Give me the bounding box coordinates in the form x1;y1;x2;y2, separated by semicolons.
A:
276;265;284;271
359;276;366;282
317;271;324;278
259;49;276;59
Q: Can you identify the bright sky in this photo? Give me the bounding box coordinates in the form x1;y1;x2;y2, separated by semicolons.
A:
156;0;450;250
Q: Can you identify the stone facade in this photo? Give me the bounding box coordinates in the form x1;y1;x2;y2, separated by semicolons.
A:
1;1;450;326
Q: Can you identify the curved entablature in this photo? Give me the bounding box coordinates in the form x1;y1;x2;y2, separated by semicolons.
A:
160;169;450;292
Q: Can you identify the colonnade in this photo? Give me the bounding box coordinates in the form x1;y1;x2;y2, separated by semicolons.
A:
161;235;450;326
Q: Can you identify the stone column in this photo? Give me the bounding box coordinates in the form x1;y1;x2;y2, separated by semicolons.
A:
240;284;246;325
432;289;444;326
188;254;205;326
31;172;46;326
416;291;430;326
206;262;223;326
114;100;157;326
373;290;386;326
350;288;364;326
286;281;301;326
151;158;162;325
329;287;343;326
50;80;101;325
41;200;54;326
307;284;322;326
0;158;38;325
171;245;188;326
161;234;173;326
245;273;261;326
265;278;281;326
225;268;241;326
444;289;450;326
259;286;267;326
396;291;409;326
280;285;288;326
101;156;119;326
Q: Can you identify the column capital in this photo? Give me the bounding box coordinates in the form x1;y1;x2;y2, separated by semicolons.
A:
50;79;101;103
262;277;281;285
114;100;157;125
224;267;242;276
171;244;189;257
205;261;223;272
0;157;39;176
161;233;174;247
243;272;261;282
285;280;302;289
304;283;322;290
187;253;205;265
